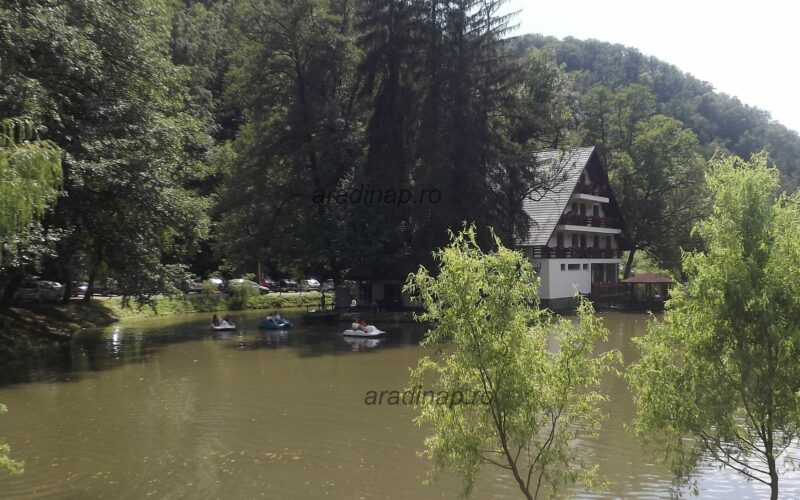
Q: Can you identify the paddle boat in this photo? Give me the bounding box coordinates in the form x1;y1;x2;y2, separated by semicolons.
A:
258;317;294;330
211;321;237;331
341;324;385;337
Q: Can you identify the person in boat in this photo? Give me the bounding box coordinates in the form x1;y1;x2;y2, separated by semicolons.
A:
264;313;277;324
212;314;221;327
358;318;367;332
223;314;233;326
274;312;283;322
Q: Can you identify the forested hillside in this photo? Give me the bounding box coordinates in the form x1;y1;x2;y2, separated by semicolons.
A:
510;34;800;187
2;0;797;301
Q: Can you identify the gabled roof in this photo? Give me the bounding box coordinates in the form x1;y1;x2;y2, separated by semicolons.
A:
519;147;595;246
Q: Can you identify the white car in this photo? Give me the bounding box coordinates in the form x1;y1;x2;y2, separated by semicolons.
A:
301;279;321;291
15;280;64;303
228;279;270;294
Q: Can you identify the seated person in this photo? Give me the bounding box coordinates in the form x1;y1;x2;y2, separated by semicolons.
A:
358;318;367;332
223;315;233;326
212;314;220;326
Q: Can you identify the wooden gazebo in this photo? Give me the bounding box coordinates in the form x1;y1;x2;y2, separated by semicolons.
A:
620;273;674;310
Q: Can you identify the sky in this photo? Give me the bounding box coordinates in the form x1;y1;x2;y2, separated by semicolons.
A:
504;0;800;133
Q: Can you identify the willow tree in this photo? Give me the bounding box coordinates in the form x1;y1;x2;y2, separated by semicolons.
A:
0;403;22;475
405;226;618;499
629;153;800;499
0;118;62;266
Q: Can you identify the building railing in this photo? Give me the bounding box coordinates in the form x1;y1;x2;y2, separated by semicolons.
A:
531;246;622;259
591;283;626;297
576;183;611;197
559;213;622;229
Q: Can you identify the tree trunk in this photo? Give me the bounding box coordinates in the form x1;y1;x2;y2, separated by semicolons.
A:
767;450;779;500
83;266;98;302
1;273;23;307
624;248;636;278
61;271;72;304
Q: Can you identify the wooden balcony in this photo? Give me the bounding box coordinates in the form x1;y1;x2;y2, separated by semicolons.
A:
576;182;611;197
559;213;622;229
531;246;622;259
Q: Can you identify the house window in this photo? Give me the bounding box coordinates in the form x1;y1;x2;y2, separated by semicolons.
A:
571;202;577;213
593;205;599;217
580;234;586;247
583;264;589;270
606;235;612;248
593;235;599;247
560;264;565;271
567;264;580;270
580;203;586;215
556;232;563;247
571;234;578;247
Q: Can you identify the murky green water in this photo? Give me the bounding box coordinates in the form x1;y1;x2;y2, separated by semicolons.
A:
0;311;788;498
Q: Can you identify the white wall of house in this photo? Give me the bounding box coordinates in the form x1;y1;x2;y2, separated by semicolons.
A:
533;258;592;299
532;258;620;300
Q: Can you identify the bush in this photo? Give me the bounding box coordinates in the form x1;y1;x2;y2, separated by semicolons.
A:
227;285;260;310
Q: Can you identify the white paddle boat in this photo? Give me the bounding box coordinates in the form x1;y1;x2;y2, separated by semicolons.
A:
211;321;237;331
341;324;385;337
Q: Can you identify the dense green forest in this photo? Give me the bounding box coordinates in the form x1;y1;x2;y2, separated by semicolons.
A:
2;0;799;302
510;34;800;188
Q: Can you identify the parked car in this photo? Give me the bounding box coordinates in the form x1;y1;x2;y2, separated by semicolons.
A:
321;279;335;291
15;280;64;303
300;278;321;291
70;281;89;297
228;279;270;295
260;276;279;289
181;280;204;294
208;277;225;290
278;278;299;292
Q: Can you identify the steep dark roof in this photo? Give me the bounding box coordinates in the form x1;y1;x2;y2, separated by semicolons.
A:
519;147;595;246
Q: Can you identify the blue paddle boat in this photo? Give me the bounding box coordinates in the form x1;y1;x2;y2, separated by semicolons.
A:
258;317;294;330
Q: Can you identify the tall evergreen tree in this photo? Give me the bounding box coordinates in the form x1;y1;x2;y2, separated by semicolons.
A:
218;0;362;277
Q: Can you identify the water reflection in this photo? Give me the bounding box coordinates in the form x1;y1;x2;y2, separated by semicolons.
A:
342;336;385;351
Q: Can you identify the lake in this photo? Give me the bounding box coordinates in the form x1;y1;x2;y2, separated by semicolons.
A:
0;310;789;498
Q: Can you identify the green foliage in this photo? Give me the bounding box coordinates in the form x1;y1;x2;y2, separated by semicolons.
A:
608;112;707;274
0;404;23;475
226;283;260;310
628;153;800;499
574;81;706;274
405;226;619;498
108;291;322;318
215;0;362;277
0;0;212;300
0;118;61;267
511;35;800;189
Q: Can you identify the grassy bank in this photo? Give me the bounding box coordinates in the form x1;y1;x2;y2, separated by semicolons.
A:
0;292;322;357
104;291;324;320
0;301;118;356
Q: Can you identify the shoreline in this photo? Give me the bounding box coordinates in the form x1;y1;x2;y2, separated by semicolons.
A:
0;291;327;349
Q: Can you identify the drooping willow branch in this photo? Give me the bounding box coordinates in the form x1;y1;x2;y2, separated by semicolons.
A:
0;117;63;264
